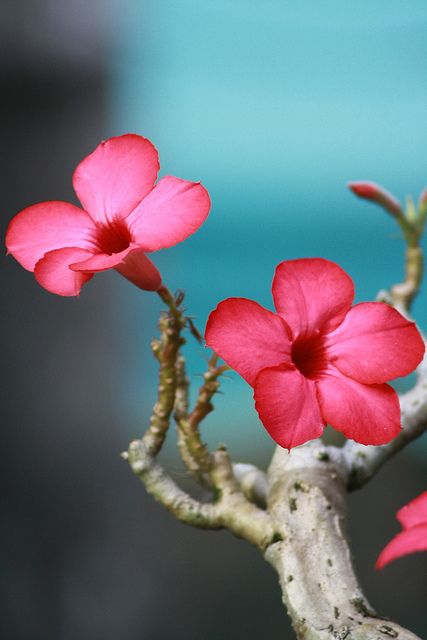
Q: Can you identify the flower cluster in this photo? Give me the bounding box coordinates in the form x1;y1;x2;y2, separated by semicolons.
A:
6;135;425;454
205;258;424;450
5;133;427;580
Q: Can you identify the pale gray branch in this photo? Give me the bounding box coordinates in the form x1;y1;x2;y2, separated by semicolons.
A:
126;285;427;638
125;440;275;549
210;449;275;549
233;463;269;507
125;440;221;529
265;442;421;640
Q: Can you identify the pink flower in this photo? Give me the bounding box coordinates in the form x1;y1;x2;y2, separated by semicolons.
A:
376;491;427;569
6;134;211;296
205;258;424;450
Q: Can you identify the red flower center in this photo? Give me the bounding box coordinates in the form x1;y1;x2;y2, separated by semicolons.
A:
291;333;328;380
96;219;132;255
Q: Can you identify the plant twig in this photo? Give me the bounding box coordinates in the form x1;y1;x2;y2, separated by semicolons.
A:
386;192;425;313
124;286;217;529
233;463;269;508
175;353;229;482
141;286;186;456
124;440;221;529
343;184;427;488
125;287;274;549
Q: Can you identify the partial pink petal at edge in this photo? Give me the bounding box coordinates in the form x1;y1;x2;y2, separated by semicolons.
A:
34;247;95;296
376;525;427;569
396;491;427;530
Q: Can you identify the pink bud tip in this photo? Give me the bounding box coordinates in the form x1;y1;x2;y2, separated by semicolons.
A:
419;188;427;208
348;181;403;217
348;182;378;200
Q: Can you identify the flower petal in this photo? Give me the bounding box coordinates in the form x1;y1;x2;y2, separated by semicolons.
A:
316;366;401;445
396;491;427;530
272;258;354;340
70;245;137;272
127;176;211;251
73;134;160;224
114;250;162;291
254;365;325;449
326;302;425;384
5;201;96;271
34;247;95;296
376;525;427;569
205;298;291;386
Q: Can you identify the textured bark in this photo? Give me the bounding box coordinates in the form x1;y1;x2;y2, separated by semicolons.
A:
265;444;421;640
126;284;427;640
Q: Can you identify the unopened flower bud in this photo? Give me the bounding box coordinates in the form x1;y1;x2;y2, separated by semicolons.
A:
418;188;427;217
405;195;417;223
348;181;403;218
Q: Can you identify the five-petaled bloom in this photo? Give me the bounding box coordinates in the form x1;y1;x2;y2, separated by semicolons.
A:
205;258;425;449
5;134;210;296
376;491;427;569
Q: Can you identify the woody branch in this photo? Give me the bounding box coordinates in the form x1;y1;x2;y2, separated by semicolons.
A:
261;185;427;639
344;185;427;488
124;185;427;640
124;285;274;549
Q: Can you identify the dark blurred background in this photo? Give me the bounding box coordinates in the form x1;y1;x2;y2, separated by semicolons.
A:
1;1;426;638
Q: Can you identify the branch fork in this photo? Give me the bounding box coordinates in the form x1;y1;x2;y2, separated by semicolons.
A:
124;184;427;639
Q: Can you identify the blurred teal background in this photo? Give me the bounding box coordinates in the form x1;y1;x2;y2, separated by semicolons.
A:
111;0;427;463
1;2;426;638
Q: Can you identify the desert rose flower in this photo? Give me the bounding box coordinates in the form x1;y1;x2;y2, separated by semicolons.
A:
6;134;210;296
205;258;424;450
376;491;427;569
